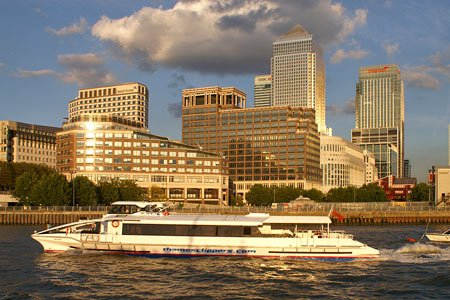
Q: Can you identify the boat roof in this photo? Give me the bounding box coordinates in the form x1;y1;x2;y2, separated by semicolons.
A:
111;201;165;208
112;213;331;226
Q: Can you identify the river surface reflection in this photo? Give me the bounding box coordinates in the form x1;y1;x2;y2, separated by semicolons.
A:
1;225;449;299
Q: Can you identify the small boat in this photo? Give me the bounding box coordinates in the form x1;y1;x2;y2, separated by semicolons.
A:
31;202;379;261
425;227;450;242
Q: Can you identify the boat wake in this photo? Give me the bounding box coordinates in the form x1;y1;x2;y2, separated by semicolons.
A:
379;242;450;263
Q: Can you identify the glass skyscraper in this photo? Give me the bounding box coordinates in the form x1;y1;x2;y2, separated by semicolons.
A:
351;64;405;178
271;24;326;133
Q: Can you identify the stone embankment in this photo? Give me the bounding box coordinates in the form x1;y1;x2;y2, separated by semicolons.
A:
0;207;449;225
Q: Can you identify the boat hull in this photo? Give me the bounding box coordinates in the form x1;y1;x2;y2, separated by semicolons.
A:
425;233;450;242
32;234;379;261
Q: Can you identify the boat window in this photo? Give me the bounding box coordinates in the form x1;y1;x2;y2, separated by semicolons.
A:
243;227;251;235
442;228;450;235
123;224;254;237
109;205;138;214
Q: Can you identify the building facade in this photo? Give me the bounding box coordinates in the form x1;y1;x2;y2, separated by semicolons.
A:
182;86;322;199
0;120;60;167
320;136;375;192
351;64;405;178
403;159;411;178
254;75;271;108
68;82;149;129
373;175;416;201
363;150;378;184
271;24;326;133
428;166;450;206
57;115;228;205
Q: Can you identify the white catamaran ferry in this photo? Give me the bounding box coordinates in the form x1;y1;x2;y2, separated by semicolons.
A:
31;202;379;261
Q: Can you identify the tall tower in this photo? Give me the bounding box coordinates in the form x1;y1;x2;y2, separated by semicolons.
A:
351;64;405;178
271;24;326;133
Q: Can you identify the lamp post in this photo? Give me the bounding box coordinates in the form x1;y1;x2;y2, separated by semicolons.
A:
71;171;76;206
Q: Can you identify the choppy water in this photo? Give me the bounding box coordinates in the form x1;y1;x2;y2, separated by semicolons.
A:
1;225;449;299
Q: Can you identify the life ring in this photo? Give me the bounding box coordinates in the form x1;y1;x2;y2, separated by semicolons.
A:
112;220;120;228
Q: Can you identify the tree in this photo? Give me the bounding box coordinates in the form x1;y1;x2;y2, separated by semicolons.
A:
11;171;40;205
245;184;272;206
324;187;354;202
408;183;429;202
357;184;388;202
230;194;244;206
72;176;97;206
304;188;325;201
97;180;120;205
119;180;145;202
29;172;71;206
273;186;303;203
150;185;166;200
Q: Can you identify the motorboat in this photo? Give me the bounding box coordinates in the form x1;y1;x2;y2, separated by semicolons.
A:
425;227;450;242
31;203;379;261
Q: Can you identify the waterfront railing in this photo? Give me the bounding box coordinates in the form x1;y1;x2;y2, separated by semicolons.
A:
0;202;449;213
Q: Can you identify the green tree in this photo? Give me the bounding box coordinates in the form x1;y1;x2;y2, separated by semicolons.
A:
325;187;354;202
11;171;40;205
230;194;244;206
304;188;325;201
273;186;303;203
72;176;97;206
150;185;166;200
29;172;71;206
357;184;388;202
119;180;145;202
408;183;429;202
246;184;272;206
97;180;120;205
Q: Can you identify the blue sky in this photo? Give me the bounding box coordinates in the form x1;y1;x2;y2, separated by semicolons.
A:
0;0;449;183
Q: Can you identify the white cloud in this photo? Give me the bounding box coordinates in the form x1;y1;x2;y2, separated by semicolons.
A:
402;50;450;89
91;0;368;74
330;48;369;64
382;41;399;55
13;68;58;78
327;98;355;115
47;17;89;36
14;53;117;87
57;53;117;87
402;66;440;89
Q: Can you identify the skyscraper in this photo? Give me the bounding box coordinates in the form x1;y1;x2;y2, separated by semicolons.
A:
253;75;271;108
271;24;326;133
351;64;405;178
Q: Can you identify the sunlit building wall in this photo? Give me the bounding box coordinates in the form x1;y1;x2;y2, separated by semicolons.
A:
320;136;368;193
68;82;149;129
0;120;60;167
57;115;228;205
352;64;405;178
271;24;326;134
182;86;322;200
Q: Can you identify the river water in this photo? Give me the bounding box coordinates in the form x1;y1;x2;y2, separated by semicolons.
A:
1;225;449;300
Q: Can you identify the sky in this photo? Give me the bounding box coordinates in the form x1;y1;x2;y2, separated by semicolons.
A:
0;0;449;183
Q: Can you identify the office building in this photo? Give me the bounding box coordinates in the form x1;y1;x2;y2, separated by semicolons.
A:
404;159;411;178
428;166;450;206
271;24;326;133
320;136;376;192
254;75;271;108
182;86;322;199
57;115;228;205
68;82;149;129
363;150;378;184
351;64;405;178
0;120;60;167
58;84;228;205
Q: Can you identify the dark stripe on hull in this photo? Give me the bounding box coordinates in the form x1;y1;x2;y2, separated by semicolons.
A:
54;247;377;262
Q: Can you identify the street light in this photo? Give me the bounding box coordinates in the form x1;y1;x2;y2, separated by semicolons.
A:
70;171;76;206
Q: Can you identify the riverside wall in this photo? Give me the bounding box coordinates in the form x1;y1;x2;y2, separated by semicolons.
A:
0;207;449;225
